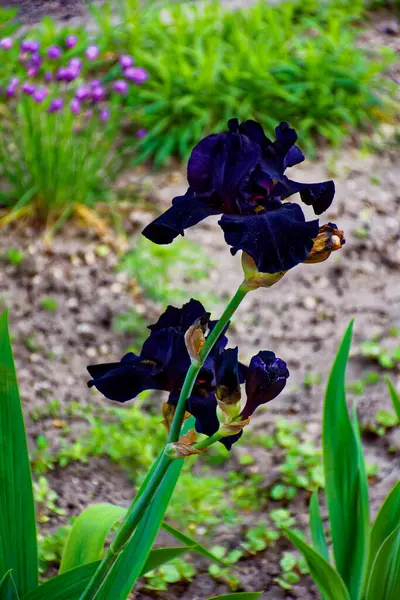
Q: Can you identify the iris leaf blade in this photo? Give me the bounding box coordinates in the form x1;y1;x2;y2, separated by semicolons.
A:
284;529;350;600
0;311;38;596
322;321;369;599
59;504;126;574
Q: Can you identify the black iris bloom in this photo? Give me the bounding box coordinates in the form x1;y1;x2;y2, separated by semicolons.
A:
87;301;289;450
142;119;335;274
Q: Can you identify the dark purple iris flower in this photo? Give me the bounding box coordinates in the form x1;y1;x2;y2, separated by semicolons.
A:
87;299;227;405
143;119;335;274
88;300;288;450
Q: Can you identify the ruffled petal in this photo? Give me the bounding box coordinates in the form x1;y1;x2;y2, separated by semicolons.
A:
187;133;223;192
142;191;219;244
87;353;158;402
148;299;206;332
241;351;289;418
219;203;319;273
276;178;335;215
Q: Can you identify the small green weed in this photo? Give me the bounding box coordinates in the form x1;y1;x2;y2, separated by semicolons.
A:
37;526;71;575
275;551;309;590
347;370;380;395
0;247;25;265
364;409;399;437
143;556;195;591
40;296;58;312
33;476;66;523
360;333;400;369
208;546;243;590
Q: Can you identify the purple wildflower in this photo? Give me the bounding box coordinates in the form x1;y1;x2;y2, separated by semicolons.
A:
0;37;12;50
32;88;48;103
124;67;149;85
75;85;91;101
90;79;102;89
47;45;63;60
91;86;105;102
100;109;110;122
27;68;39;78
70;98;81;114
27;53;42;68
47;98;64;113
85;45;99;60
65;34;78;49
6;77;19;97
44;71;53;82
113;79;129;95
21;39;40;53
119;54;134;69
21;82;36;95
136;128;147;139
69;57;82;71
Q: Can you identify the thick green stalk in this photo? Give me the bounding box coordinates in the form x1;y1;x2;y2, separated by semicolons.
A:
79;282;249;600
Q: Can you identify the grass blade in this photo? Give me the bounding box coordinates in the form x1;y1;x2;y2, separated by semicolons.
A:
365;524;400;600
161;522;232;567
0;311;38;595
323;321;369;599
284;529;350;600
60;504;126;574
309;490;329;562
386;377;400;421
368;481;400;574
0;571;19;599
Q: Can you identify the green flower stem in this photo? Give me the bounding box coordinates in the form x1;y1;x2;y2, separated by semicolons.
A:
194;430;224;450
80;281;249;600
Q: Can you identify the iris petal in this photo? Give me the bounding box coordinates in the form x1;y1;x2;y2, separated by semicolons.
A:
216;347;241;400
142;191;219;244
187;393;220;437
148;299;206;332
87;354;158;402
219;203;319;273
276;178;335;215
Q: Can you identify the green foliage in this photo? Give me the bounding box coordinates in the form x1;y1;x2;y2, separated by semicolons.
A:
275;551;309;591
110;0;397;165
60;504;126;574
0;248;25;265
143;556;195;590
0;571;19;599
38;527;71;575
0;311;38;596
33;477;66;524
40;297;58;312
287;323;400;600
360;333;400;370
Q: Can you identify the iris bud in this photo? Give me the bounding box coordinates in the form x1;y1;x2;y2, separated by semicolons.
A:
304;222;345;263
184;313;210;365
241;252;286;290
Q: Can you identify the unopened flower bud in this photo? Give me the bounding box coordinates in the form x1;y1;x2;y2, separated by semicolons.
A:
242;252;286;290
86;45;99;60
184;313;210;365
0;37;12;50
65;35;78;49
304;222;345;264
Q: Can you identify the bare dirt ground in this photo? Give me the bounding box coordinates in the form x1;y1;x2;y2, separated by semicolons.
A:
1;139;399;599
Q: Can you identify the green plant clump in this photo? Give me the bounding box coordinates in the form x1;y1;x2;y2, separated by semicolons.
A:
111;0;397;165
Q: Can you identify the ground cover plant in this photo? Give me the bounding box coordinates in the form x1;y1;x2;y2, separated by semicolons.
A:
2;113;399;600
